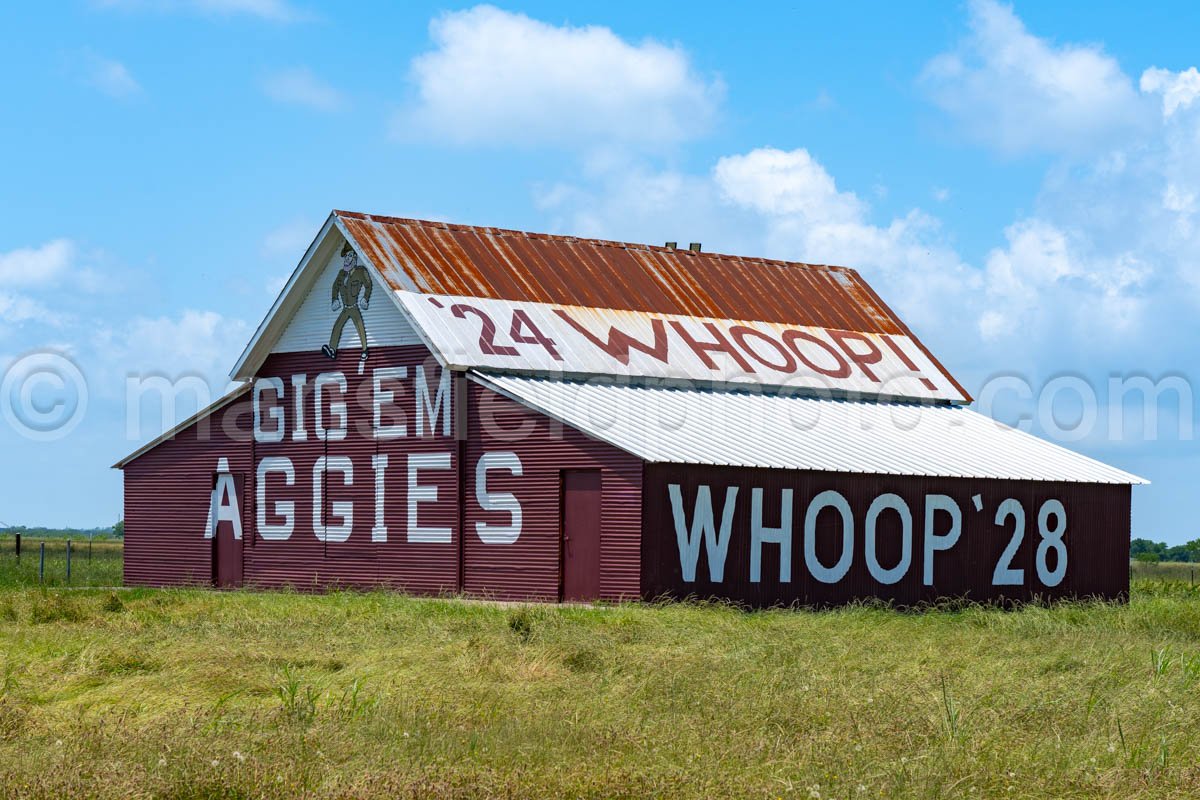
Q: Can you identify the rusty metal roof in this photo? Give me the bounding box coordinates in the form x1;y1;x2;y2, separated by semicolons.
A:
335;211;970;401
339;211;898;333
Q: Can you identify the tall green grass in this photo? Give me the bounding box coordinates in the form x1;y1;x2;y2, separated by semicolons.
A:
0;537;122;588
1131;559;1200;584
1;581;1199;798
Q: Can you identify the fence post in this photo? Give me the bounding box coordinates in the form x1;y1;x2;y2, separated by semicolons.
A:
66;539;71;583
14;533;19;561
39;542;45;583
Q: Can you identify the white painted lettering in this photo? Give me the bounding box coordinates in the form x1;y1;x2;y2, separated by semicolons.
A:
314;372;347;441
256;456;295;541
253;377;285;443
669;484;737;583
373;366;408;439
313;455;353;543
474;451;523;544
750;487;792;583
803;490;853;583
407;452;452;543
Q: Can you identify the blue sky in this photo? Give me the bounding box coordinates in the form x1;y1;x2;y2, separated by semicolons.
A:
0;0;1196;543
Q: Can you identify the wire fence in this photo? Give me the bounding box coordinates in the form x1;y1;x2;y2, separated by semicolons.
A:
0;535;1193;592
0;536;124;588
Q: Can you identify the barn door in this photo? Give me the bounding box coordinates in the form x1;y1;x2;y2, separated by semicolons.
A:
210;472;244;588
562;470;602;602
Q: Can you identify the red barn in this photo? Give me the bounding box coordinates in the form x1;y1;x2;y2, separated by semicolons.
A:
115;211;1144;606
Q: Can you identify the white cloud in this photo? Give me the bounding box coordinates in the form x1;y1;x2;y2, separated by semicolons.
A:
261;68;344;112
908;0;1200;368
1140;66;1200;118
534;137;1184;376
712;148;979;332
534;156;759;258
0;240;81;332
714;148;865;223
1022;68;1200;311
112;310;251;382
979;220;1077;339
539;147;979;339
260;218;318;296
399;5;722;148
93;0;308;22
920;0;1149;155
261;218;317;259
0;293;54;326
84;55;142;99
0;240;75;287
978;219;1150;341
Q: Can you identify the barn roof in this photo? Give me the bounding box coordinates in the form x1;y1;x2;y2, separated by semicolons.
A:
350;212;969;400
122;210;1142;486
232;211;970;404
337;211;907;332
472;373;1147;484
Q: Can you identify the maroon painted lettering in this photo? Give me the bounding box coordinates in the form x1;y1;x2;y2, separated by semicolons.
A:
827;330;883;382
781;330;852;378
881;334;938;391
451;304;519;356
729;326;797;373
509;309;563;361
669;321;755;373
554;310;670;366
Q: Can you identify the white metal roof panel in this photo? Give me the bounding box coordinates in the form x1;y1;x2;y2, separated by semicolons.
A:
471;373;1146;485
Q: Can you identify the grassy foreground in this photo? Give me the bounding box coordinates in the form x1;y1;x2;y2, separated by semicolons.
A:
0;537;123;589
2;583;1200;799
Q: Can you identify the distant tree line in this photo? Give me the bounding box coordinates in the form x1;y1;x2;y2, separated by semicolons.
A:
1131;538;1200;564
0;523;122;540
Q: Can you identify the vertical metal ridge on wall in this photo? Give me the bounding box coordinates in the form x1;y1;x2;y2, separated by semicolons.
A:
465;381;643;602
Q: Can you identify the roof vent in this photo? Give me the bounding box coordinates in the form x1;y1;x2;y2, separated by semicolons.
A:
664;241;677;249
688;242;702;252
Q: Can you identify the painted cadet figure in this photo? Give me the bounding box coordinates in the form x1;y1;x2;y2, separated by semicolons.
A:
322;242;373;361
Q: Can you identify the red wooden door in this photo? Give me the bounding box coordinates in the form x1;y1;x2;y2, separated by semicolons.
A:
562;470;602;602
212;473;244;588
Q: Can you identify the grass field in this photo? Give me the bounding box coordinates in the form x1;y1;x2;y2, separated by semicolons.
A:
3;577;1200;799
0;536;123;588
1131;559;1200;584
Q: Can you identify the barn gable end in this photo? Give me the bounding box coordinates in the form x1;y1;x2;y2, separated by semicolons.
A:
271;242;422;356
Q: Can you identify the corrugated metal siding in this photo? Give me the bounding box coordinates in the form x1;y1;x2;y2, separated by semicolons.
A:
474;375;1145;485
245;350;331;588
273;247;422;354
123;397;254;587
337;211;912;334
245;347;460;593
465;381;643;602
122;342;642;598
642;464;1130;607
374;349;460;595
